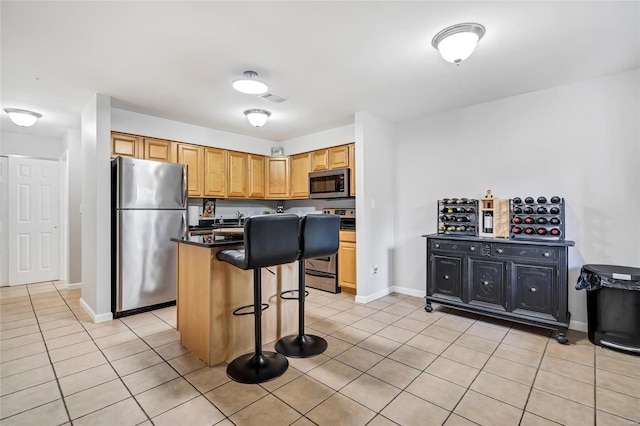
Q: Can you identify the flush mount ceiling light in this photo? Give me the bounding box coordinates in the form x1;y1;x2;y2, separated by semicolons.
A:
432;23;485;65
233;70;269;95
3;108;43;127
244;109;271;127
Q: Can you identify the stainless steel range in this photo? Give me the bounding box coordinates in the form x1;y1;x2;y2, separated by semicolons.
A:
305;209;355;293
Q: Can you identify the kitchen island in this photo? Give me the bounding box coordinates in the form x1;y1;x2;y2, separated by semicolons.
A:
171;236;299;366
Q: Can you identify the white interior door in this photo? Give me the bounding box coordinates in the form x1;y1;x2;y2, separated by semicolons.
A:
8;157;60;285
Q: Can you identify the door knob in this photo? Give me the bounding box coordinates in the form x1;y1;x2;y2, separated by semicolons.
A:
444;275;449;280
543;252;550;257
497;248;503;254
469;247;475;251
482;281;489;286
435;244;440;248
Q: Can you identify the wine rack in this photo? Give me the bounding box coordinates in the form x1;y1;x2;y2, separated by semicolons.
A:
437;198;478;236
510;196;565;240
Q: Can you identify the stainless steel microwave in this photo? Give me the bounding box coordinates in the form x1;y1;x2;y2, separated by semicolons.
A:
309;168;350;199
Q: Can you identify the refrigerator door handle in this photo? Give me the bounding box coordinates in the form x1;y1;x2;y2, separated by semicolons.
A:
181;166;188;208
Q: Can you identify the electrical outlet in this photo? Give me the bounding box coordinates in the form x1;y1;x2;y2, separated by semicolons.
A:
370;265;379;276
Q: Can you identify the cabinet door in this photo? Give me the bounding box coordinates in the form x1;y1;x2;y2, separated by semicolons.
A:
339;240;357;291
429;254;463;303
177;144;204;197
142;138;174;163
348;143;355;196
112;133;141;158
204;147;227;197
227;151;248;198
290;153;311;199
247;154;265;198
468;258;507;311
311;149;329;171
265;157;290;199
329;145;349;169
510;262;557;320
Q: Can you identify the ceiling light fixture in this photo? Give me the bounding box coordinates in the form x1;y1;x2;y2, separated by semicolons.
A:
244;109;271;127
432;23;485;65
3;108;43;127
233;70;269;95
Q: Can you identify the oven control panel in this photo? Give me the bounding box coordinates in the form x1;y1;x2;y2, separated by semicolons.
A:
322;208;355;218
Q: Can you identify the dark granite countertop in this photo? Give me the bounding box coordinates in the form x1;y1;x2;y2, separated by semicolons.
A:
171;235;244;248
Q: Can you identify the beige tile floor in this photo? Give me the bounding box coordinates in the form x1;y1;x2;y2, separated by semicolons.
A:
1;281;639;426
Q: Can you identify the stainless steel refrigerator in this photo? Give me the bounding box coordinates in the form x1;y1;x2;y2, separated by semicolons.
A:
112;156;187;317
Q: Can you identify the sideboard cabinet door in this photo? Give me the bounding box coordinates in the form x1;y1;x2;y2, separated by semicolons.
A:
429;255;464;303
468;258;507;311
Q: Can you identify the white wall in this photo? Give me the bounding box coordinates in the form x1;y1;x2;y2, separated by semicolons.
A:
80;94;113;322
282;124;355;155
64;129;82;285
393;69;640;330
354;112;396;302
0;157;7;286
0;131;63;159
111;108;275;155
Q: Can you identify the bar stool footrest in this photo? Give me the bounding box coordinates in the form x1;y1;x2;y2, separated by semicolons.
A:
275;334;328;358
279;290;309;300
227;351;289;384
233;303;269;316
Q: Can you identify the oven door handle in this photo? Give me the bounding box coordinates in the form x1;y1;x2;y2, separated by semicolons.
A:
305;270;335;279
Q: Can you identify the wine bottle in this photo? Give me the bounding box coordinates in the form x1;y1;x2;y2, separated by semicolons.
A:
441;207;448;214
524;217;535;224
550;196;561;204
466;207;475;213
439;225;446;231
457;207;466;213
537;196;547;204
525;197;535;204
524;227;535;235
512;216;523;224
512;226;523;234
550;228;561;236
447;208;454;214
483;211;494;233
536;228;548;235
524;206;534;214
550;207;560;214
512;197;522;204
537;217;548;224
512;207;522;214
537;207;548;214
550;217;561;225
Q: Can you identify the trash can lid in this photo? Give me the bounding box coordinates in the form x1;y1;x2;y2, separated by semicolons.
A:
583;264;640;281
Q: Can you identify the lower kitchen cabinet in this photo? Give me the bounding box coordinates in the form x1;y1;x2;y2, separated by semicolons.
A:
424;234;574;343
338;230;357;294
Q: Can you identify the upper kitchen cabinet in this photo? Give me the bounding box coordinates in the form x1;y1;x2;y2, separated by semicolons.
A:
329;145;349;169
177;144;204;197
111;132;141;158
290;153;311;199
248;154;265;199
142;137;175;163
311;149;329;171
266;156;290;199
348;143;355;196
227;151;248;198
203;147;227;198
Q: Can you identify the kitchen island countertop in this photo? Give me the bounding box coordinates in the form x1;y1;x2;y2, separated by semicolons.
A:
171;236;243;248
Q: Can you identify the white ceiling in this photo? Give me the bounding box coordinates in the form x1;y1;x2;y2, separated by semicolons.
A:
2;1;638;142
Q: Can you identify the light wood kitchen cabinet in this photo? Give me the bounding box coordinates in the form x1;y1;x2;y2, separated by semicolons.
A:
265;156;290;199
227;151;248;198
204;147;227;198
290;153;311;199
311;149;329;171
248;154;265;198
111;132;141;158
348;143;356;196
177;144;204;197
142;137;175;162
339;230;357;293
329;145;349;169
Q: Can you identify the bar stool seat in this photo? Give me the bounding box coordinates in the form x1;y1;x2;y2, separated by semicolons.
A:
216;214;300;384
275;214;340;358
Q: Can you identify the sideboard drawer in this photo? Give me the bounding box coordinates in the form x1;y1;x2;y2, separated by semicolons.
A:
493;244;558;261
431;240;482;254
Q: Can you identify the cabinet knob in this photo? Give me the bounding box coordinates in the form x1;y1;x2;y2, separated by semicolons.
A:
543;252;550;257
530;287;537;292
444;275;449;280
482;281;489;286
497;248;503;254
469;246;475;251
435;244;440;248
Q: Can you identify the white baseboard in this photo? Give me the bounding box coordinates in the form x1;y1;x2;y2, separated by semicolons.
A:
569;320;588;332
79;298;113;323
355;287;391;304
390;285;426;298
67;282;82;290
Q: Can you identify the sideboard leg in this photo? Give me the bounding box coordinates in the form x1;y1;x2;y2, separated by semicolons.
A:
556;330;569;344
425;302;433;313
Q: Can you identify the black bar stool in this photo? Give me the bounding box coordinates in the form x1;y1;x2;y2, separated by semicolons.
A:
275;214;340;358
216;214;300;384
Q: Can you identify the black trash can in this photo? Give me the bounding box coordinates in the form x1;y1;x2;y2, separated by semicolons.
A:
576;264;640;354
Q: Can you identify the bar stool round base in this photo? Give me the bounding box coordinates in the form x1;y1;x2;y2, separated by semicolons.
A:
227;352;289;384
275;334;328;358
